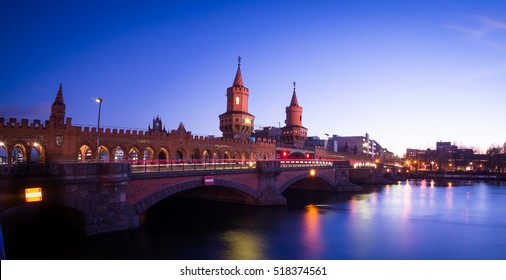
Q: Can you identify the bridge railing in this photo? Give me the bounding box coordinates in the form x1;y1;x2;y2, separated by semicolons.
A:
128;159;256;173
0;159;353;176
128;158;351;173
279;159;334;168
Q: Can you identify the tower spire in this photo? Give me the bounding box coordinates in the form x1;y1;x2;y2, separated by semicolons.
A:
282;82;306;149
55;83;64;104
290;81;299;107
233;56;244;87
50;83;66;127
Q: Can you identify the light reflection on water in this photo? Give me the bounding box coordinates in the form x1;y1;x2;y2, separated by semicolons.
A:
3;180;506;260
220;229;265;259
302;204;323;259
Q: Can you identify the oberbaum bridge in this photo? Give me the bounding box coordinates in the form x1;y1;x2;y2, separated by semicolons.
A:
0;59;386;235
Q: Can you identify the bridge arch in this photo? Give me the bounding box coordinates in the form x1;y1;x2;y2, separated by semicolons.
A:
143;147;154;160
29;143;45;162
223;151;230;160
175;148;185;161
128;146;141;161
11;143;27;163
113;145;126;161
191;149;200;161
0;144;7;163
77;144;93;161
287;151;306;159
211;150;220;161
232;151;240;159
157;147;169;160
99;145;110;161
279;173;335;193
132;178;258;214
202;149;211;162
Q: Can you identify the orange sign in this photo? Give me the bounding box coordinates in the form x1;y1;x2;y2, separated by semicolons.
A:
25;187;42;202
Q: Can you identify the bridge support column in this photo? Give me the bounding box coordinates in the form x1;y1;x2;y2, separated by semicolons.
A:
257;171;286;206
84;181;139;235
48;162;140;235
334;168;363;192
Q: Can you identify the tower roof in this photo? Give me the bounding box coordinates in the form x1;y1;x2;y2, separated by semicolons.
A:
232;56;244;87
290;81;299;107
53;83;64;105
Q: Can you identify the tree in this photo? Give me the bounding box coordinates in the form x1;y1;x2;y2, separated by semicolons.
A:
486;145;504;156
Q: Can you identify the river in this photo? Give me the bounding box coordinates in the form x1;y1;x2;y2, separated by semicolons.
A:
2;179;506;259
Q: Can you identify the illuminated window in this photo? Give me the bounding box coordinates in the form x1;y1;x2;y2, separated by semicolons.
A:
235;96;240;105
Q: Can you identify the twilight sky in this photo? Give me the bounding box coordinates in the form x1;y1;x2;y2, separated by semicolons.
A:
1;0;505;156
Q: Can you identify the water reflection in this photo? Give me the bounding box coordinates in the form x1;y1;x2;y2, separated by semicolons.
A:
220;230;265;259
301;204;323;258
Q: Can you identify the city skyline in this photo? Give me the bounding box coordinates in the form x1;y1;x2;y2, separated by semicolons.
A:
1;0;505;156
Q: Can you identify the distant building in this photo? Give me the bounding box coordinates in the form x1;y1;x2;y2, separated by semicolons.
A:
148;115;167;134
328;133;383;158
254;126;281;142
406;141;505;171
305;136;327;149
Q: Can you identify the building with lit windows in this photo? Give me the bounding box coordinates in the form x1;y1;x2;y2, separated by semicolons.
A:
327;133;383;158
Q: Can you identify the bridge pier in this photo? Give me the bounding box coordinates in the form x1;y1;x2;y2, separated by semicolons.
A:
257;171;287;206
334;168;364;191
44;162;140;235
82;181;139;235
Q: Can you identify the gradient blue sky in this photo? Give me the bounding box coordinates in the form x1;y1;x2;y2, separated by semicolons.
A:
1;0;505;156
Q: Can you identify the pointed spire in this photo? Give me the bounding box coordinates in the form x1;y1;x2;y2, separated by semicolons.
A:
54;83;64;104
50;83;66;126
290;81;299;107
232;56;244;87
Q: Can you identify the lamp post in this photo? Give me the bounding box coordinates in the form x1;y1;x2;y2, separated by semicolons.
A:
245;118;253;163
96;97;103;161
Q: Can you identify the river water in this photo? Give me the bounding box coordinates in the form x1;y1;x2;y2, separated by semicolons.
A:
3;180;506;259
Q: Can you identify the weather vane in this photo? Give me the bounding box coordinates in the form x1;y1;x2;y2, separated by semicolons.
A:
238;56;241;67
293;81;296;90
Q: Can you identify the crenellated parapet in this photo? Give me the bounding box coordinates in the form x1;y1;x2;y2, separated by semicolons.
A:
1;117;47;130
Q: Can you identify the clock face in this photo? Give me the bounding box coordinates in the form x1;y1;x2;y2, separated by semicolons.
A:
156;122;160;127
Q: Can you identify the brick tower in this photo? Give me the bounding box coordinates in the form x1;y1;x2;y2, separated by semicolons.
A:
281;82;307;149
219;57;255;140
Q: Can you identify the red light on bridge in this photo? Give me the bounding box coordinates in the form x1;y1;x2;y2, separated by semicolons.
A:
25;187;42;202
306;153;310;158
282;151;288;157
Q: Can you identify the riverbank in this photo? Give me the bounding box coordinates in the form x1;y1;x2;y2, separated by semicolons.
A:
407;171;506;181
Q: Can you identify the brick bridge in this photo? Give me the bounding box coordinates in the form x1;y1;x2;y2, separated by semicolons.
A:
0;160;373;235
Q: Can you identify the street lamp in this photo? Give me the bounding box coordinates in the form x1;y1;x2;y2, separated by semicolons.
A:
245;118;253;162
96;97;103;161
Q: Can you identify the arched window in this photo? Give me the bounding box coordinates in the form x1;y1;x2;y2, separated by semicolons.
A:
235;96;240;105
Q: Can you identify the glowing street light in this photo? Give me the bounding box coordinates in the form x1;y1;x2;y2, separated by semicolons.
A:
96;97;103;161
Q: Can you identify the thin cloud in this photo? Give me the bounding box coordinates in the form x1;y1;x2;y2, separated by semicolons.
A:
444;14;506;48
443;23;493;39
477;16;506;31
